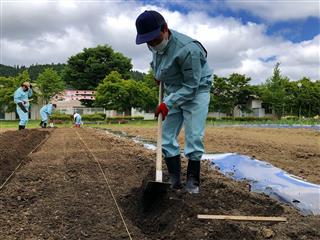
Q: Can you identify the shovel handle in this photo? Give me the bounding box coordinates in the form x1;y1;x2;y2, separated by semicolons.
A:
156;82;163;182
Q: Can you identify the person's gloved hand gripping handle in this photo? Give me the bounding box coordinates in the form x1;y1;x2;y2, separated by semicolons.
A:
18;102;28;113
155;102;169;120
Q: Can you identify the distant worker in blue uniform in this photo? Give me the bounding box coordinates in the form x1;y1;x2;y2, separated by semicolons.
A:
39;103;57;128
135;10;213;193
73;112;82;128
13;82;33;130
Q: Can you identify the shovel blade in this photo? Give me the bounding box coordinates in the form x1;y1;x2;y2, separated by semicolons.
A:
144;181;170;194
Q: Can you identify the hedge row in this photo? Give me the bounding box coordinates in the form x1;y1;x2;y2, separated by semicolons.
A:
50;114;319;123
50;113;72;121
106;116;144;121
281;115;300;120
82;114;105;121
50;113;105;121
50;113;144;122
207;116;275;121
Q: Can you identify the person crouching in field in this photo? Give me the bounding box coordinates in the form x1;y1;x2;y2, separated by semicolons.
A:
73;112;82;128
14;82;33;130
39;103;57;128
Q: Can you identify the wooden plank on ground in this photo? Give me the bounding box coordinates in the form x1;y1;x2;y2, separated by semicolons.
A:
197;214;287;222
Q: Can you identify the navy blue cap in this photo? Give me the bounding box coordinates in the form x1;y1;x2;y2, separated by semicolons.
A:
135;10;166;45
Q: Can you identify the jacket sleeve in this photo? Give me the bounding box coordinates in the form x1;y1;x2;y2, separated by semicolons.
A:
47;105;53;115
14;89;22;104
163;46;202;108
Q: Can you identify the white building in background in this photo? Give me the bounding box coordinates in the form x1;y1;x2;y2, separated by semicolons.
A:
233;96;266;117
53;90;118;117
53;90;150;118
207;96;267;118
131;108;155;120
53;90;96;101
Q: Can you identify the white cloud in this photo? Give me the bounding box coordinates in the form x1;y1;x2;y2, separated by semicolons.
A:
1;0;319;84
225;0;320;21
3;27;94;65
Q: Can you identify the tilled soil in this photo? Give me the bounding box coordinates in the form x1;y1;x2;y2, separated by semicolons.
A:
0;127;319;239
107;125;320;184
0;129;49;184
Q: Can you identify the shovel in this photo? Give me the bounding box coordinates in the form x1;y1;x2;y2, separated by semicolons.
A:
144;82;170;194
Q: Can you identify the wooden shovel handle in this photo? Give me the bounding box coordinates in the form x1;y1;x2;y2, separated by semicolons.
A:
156;82;163;182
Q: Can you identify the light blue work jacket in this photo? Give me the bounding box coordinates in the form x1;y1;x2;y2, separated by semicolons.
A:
150;30;213;109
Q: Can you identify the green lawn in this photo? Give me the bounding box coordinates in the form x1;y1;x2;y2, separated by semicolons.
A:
0;120;73;129
0;118;318;131
0;120;156;130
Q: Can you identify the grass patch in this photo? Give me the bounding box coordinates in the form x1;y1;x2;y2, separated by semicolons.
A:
0;120;73;129
1;118;318;131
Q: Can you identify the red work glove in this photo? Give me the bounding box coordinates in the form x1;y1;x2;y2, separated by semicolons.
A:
155;103;169;120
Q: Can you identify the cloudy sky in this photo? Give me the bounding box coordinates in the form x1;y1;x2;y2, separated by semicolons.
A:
1;0;319;84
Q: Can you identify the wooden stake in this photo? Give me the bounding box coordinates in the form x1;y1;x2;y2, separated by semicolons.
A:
197;214;287;222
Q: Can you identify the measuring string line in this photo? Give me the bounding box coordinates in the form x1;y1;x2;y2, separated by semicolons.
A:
76;130;133;240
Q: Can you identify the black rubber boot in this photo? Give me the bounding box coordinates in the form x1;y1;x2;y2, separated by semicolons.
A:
186;160;200;194
165;155;182;189
18;125;25;130
44;123;47;128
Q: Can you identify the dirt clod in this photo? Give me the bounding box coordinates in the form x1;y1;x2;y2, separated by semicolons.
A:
261;228;275;239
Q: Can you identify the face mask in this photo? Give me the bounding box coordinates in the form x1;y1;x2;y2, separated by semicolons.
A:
148;34;169;54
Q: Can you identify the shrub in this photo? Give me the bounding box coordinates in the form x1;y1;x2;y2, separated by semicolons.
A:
206;116;217;121
50;113;72;121
208;116;274;122
50;119;64;124
82;114;105;121
221;116;234;121
106;116;144;121
233;116;274;121
281;115;299;120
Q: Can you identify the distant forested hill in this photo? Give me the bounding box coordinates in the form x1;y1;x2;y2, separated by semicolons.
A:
0;63;66;80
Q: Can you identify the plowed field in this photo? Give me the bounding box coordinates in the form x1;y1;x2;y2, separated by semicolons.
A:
0;128;319;240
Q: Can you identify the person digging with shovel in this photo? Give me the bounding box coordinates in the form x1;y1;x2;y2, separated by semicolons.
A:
135;10;213;194
14;82;33;130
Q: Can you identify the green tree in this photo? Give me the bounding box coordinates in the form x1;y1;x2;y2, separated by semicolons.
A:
130;70;146;81
291;78;320;117
0;63;66;80
228;73;252;114
37;68;65;102
0;70;32;112
210;73;252;116
95;71;156;115
210;75;234;115
314;80;320;116
63;45;132;90
140;70;158;111
0;64;20;77
261;63;290;118
28;63;66;80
